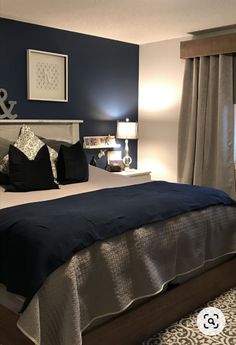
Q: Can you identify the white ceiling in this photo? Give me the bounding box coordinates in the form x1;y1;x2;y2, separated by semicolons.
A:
1;0;236;44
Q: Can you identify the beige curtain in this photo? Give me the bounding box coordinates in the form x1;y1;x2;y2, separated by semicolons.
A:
178;54;235;198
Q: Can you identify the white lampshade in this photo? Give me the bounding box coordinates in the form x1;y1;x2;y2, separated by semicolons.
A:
116;118;138;139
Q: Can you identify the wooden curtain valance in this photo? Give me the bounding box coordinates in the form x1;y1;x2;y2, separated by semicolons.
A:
180;32;236;58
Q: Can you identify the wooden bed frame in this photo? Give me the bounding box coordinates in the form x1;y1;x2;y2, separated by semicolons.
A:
1;257;236;345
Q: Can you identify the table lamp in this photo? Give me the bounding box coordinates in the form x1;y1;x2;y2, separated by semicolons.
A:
116;118;138;170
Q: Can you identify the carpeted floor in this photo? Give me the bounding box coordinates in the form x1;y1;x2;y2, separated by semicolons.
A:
142;287;236;345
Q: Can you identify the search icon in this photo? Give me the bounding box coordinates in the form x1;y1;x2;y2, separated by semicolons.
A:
197;307;225;336
208;318;215;326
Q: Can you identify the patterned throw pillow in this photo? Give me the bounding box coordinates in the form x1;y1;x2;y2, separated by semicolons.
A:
0;125;58;178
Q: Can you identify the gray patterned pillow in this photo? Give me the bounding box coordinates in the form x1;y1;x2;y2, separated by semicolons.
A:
0;125;58;178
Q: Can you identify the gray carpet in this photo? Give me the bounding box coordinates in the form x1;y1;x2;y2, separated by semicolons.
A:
142;287;236;345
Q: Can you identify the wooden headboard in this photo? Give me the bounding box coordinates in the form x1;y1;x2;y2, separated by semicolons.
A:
0;119;83;143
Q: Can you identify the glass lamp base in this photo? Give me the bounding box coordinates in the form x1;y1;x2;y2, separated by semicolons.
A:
123;155;132;170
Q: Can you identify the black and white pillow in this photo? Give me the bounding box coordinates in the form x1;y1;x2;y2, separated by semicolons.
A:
6;145;59;192
57;141;89;184
0;125;58;178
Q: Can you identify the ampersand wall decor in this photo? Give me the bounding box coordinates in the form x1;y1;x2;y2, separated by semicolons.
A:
0;88;18;119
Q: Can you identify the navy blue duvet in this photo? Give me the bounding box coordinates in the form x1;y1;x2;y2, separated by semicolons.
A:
0;181;235;310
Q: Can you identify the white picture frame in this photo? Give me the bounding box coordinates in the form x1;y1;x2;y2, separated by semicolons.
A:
27;49;68;102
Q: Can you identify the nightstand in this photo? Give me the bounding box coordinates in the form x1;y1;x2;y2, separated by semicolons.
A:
113;169;151;182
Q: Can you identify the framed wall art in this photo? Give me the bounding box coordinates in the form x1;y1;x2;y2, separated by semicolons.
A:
27;49;68;102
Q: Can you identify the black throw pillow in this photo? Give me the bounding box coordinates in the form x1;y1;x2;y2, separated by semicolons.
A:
6;145;59;192
57;141;89;184
0;171;9;185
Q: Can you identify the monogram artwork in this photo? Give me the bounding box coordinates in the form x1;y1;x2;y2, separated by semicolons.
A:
0;88;17;119
36;62;59;91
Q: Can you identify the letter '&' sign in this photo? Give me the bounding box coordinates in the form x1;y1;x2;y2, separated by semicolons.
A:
0;88;17;119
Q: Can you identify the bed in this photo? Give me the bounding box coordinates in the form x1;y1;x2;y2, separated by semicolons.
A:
0;119;236;345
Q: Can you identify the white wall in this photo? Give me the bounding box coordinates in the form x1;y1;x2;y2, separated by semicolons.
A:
138;37;187;181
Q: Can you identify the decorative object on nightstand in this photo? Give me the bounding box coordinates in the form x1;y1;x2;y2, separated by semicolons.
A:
105;164;121;172
116;118;138;171
105;150;124;171
83;135;121;168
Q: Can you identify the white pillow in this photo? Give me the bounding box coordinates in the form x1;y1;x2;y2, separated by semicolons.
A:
0;125;58;178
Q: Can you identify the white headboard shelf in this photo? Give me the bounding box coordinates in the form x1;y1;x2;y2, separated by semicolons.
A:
0;119;83;144
0;119;83;123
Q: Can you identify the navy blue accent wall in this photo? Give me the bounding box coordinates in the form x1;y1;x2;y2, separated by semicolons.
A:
0;18;138;168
